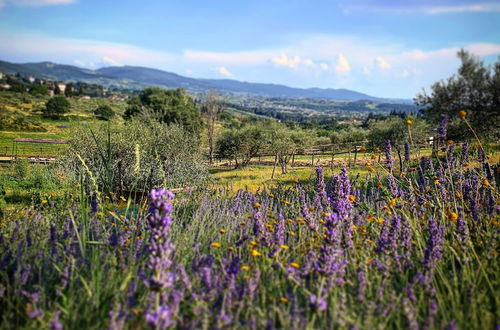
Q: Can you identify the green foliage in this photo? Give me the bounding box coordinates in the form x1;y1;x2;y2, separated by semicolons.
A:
62;119;208;193
367;116;429;150
43;96;71;119
125;87;202;133
94;104;115;121
0;110;46;132
215;125;267;168
8;83;25;93
29;84;49;96
13;158;30;179
415;50;500;140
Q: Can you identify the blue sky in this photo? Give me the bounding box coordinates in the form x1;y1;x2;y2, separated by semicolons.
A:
0;0;499;98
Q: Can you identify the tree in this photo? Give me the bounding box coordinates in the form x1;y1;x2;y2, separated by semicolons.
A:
94;105;115;121
29;85;49;96
43;96;70;119
201;90;222;163
125;87;202;133
415;50;500;140
215;125;267;168
65;83;74;97
367;116;429;169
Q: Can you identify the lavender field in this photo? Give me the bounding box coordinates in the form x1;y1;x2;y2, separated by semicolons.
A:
0;136;498;329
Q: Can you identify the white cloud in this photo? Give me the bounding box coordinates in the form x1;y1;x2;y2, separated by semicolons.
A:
271;54;302;69
2;30;500;98
184;49;270;65
218;66;233;77
0;32;176;69
376;56;391;70
73;59;85;67
185;69;193;75
101;56;122;66
335;54;351;73
6;0;75;6
344;2;500;15
303;59;314;67
319;63;329;71
424;3;500;14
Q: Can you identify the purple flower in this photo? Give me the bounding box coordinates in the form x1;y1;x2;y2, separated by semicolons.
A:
145;189;177;328
356;268;367;302
50;311;63;330
437;115;448;141
309;295;327;312
404;142;410;162
145;305;174;330
384;140;394;170
313;166;328;210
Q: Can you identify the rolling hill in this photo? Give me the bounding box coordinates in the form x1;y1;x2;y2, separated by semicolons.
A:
0;60;409;102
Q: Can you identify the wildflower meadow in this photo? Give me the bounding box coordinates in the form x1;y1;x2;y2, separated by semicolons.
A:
0;124;498;329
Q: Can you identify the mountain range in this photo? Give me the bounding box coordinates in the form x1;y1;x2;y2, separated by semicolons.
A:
0;60;411;102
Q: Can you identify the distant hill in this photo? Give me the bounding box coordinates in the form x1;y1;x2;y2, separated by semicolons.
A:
0;60;410;102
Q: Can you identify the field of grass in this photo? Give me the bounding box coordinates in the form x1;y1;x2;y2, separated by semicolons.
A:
0;145;498;329
0;91;127;156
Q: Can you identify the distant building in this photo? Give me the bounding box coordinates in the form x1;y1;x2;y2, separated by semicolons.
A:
56;83;66;94
28;76;35;83
0;72;4;79
0;84;11;90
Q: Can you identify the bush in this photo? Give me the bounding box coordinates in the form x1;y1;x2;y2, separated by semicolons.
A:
61;119;208;194
0;111;46;132
43;96;70;119
125;87;202;133
94;105;115;121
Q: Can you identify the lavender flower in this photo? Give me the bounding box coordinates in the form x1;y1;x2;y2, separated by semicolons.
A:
145;188;177;328
384;140;394;170
438;114;448;141
404;142;410;162
309;295;327;312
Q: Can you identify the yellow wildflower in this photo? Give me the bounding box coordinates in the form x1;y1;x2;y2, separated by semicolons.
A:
250;249;262;257
447;212;458;221
211;242;221;248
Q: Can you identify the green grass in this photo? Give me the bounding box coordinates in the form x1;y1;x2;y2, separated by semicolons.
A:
210;164;372;192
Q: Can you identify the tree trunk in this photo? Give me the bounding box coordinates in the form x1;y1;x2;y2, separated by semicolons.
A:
348;144;352;168
271;154;278;179
397;148;403;173
331;146;335;170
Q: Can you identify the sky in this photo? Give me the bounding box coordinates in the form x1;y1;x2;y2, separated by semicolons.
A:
0;0;499;98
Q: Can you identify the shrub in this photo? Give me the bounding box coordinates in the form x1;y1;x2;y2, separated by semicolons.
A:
94;105;115;121
125;87;202;133
61;118;208;194
43;96;70;119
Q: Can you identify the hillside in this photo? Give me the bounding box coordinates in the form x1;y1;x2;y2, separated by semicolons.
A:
0;60;407;102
